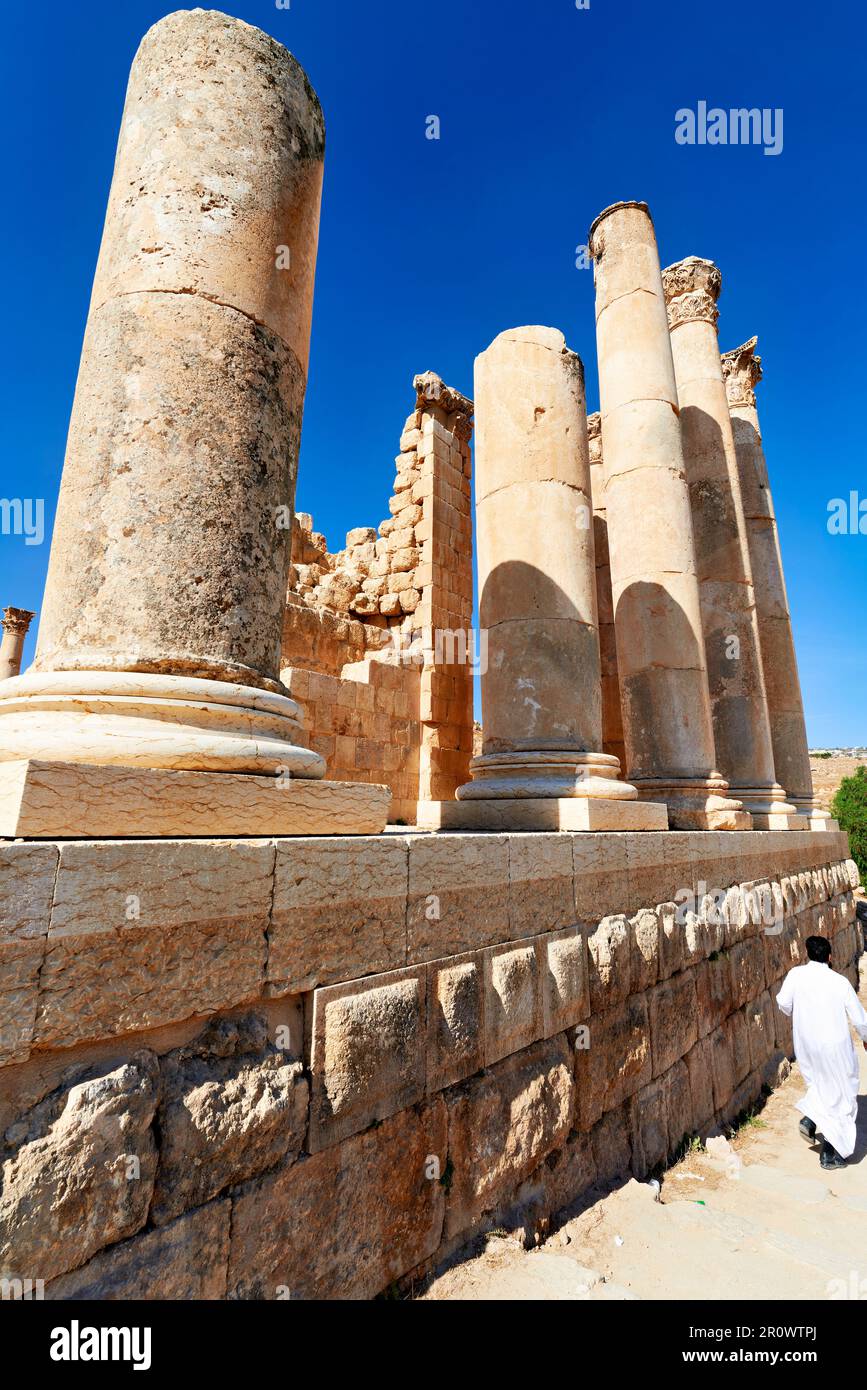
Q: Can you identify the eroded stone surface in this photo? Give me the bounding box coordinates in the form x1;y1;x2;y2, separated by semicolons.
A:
152;1014;308;1224
227;1100;447;1299
444;1035;574;1237
0;1052;159;1283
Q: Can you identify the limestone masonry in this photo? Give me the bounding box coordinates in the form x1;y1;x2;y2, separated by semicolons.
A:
0;10;859;1301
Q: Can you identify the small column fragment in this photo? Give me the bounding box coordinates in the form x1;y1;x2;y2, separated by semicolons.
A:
0;608;35;681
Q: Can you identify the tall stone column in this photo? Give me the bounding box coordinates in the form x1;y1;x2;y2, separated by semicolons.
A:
721;337;833;828
587;413;625;773
0;608;35;681
662;258;799;829
0;11;388;837
588;202;749;829
423;325;667;831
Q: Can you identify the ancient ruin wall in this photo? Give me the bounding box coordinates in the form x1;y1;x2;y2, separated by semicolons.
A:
279;373;474;821
0;830;859;1299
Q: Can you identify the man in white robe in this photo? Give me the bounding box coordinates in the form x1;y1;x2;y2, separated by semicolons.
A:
776;935;867;1169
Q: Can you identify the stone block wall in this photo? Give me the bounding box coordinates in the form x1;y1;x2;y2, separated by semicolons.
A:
280;372;475;819
588;411;625;772
0;829;860;1300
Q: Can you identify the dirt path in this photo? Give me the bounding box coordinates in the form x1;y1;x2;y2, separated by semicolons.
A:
423;977;867;1302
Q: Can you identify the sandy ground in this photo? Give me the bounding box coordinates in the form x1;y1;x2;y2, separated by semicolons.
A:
422;967;867;1302
809;757;865;812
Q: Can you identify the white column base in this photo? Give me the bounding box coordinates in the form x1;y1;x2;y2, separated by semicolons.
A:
0;760;389;838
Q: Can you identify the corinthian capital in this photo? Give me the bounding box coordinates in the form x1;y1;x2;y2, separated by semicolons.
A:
1;606;35;636
662;256;721;329
720;337;762;407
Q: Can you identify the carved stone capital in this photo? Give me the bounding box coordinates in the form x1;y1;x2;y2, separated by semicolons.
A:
1;606;35;637
662;256;721;329
413;371;474;435
720;336;762;407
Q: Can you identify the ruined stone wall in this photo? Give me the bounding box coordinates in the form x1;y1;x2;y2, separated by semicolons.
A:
0;830;859;1299
587;412;625;773
280;373;474;821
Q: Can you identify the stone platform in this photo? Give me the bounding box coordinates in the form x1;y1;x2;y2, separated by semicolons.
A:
0;760;390;838
417;797;668;832
0;826;859;1300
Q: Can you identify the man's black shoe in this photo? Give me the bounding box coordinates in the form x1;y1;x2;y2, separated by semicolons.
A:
820;1141;846;1170
799;1117;817;1144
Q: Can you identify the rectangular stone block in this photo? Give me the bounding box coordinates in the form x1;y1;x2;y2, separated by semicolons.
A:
268;836;408;994
34;919;266;1051
684;1035;715;1132
0;938;45;1065
629;1074;669;1179
649;970;699;1077
526;1126;597;1222
587;914;632;1013
718;1068;763;1128
696;953;733;1037
624;831;680;913
508;834;575;937
727;1006;752;1086
426;950;484;1092
729;938;766;1010
443;1035;573;1237
407;834;509;963
309;966;426;1151
538;926;589;1038
574;993;651;1130
484;940;542;1065
51;839;270;944
665;1058;693;1155
227;1100;447;1300
573;834;629;922
0;843;58;942
0;760;389;838
746;989;776;1071
46;1201;231;1301
657;900;685;980
630;908;660;992
590;1102;633;1187
708;1023;735;1113
419;798;666;832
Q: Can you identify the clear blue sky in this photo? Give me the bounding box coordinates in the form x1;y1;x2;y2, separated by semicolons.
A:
2;0;864;745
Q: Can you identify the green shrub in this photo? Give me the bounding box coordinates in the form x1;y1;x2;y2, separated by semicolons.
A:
831;765;867;882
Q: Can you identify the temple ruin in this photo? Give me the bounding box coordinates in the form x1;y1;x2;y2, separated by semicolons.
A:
0;11;860;1301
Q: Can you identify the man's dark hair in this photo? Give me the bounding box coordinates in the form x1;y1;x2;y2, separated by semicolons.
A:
806;935;832;963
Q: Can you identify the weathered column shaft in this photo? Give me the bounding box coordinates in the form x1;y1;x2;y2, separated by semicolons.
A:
721;338;829;823
587;412;625;772
436;325;666;831
0;10;325;777
0;10;389;836
662;259;797;826
467;327;614;786
0;608;35;681
588;201;748;830
36;10;324;689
